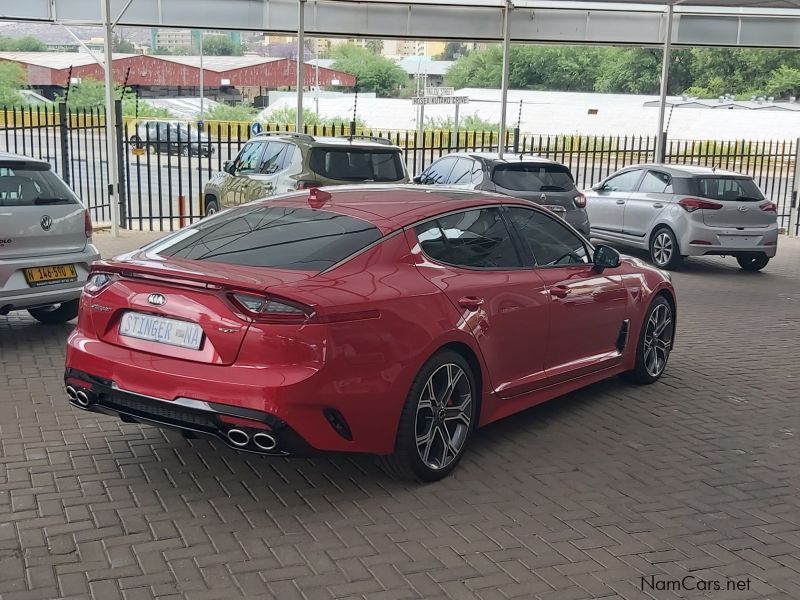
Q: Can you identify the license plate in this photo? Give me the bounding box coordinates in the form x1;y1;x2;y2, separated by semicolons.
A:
119;312;204;350
24;264;78;287
719;235;756;246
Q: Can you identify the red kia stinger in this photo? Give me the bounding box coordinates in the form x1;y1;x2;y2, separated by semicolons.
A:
65;186;676;481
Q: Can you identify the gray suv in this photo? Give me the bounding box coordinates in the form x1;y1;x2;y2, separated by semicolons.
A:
203;133;409;215
414;153;590;236
0;153;100;324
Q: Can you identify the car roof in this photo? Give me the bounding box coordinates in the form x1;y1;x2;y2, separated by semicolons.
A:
615;163;751;178
447;152;561;165
260;184;536;233
0;152;51;167
251;133;401;150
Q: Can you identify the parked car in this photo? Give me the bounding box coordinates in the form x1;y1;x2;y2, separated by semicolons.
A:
202;133;409;215
65;185;675;481
0;153;99;324
130;121;214;157
586;165;778;270
414;153;590;236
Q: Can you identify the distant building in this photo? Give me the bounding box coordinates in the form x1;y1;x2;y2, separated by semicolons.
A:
149;29;242;53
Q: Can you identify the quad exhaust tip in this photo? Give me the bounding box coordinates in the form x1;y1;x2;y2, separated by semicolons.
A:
75;390;90;408
253;432;277;451
226;429;250;447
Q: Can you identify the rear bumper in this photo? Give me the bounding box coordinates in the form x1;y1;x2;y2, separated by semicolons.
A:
564;210;590;237
64;368;317;456
678;222;778;257
0;245;100;311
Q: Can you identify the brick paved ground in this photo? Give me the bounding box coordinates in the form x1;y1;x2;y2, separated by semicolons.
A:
1;231;799;600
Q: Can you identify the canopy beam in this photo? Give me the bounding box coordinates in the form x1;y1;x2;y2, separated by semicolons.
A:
655;3;675;163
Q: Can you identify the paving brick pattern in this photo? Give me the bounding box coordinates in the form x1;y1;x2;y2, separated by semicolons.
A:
1;231;799;600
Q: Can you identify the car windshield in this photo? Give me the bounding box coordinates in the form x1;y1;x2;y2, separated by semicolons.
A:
492;163;575;192
309;148;405;182
153;205;382;272
693;177;764;202
0;163;79;207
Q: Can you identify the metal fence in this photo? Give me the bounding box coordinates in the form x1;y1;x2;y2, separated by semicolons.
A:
2;103;798;235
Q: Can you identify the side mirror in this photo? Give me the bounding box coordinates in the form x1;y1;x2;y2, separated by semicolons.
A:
593;244;621;270
591;182;605;192
413;175;423;184
223;160;235;175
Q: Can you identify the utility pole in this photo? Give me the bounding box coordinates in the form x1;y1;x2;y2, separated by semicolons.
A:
199;31;205;117
102;0;120;236
296;0;306;132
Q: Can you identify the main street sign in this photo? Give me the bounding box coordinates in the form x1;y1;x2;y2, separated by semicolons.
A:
412;96;469;106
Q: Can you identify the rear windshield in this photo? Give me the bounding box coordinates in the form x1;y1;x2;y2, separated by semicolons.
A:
0;163;79;207
154;206;382;272
693;177;764;202
309;148;405;182
492;163;575;192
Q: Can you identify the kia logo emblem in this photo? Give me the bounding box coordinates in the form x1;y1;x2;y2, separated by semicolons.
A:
147;293;166;306
40;215;53;231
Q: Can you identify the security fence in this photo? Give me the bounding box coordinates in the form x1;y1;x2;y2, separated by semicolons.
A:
1;104;798;235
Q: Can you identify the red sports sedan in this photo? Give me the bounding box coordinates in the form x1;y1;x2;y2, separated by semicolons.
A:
65;186;676;481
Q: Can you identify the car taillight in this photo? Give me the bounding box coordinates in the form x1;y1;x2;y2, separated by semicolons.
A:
230;292;314;324
678;197;722;212
759;201;777;212
573;193;587;209
84;209;93;239
296;180;321;190
84;272;118;295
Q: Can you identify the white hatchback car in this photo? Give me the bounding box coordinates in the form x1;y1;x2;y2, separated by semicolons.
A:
0;153;100;323
586;165;778;270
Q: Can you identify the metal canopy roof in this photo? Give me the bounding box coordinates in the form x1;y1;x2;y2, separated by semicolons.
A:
1;0;799;48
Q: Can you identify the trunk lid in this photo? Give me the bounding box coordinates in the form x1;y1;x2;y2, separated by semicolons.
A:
693;176;775;229
89;255;317;366
0;161;87;259
491;162;579;215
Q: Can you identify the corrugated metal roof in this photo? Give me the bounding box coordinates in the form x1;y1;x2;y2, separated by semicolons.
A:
397;58;454;76
150;55;283;72
0;51;137;69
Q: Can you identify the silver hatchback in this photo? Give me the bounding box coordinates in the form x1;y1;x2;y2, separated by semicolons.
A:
586;164;778;271
0;153;100;323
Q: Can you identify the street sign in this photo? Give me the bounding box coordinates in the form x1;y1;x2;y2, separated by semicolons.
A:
426;87;454;97
251;122;263;136
412;96;469;106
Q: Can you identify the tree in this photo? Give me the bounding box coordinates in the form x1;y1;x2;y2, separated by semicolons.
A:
444;45;503;89
262;106;366;128
61;78;107;110
201;104;257;122
435;42;467;62
113;35;136;54
121;97;172;118
364;40;384;56
331;44;407;97
765;65;800;99
0;35;47;52
0;62;27;107
201;35;244;56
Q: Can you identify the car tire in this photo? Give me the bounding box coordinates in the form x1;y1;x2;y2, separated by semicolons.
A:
28;300;79;325
378;350;477;482
623;295;674;385
130;135;142;149
147;143;158;155
649;227;683;270
205;197;220;216
181;146;190;157
736;253;769;271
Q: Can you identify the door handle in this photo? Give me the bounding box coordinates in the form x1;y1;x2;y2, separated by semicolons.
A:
615;199;626;205
458;296;484;311
653;203;664;208
549;286;570;299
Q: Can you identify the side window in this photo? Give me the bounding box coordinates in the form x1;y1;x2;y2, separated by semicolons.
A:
234;142;266;174
638;171;672;193
506;207;590;266
447;158;473;185
415;208;521;269
280;144;297;170
259;142;290;175
470;161;484;185
603;169;643;192
421;158;456;185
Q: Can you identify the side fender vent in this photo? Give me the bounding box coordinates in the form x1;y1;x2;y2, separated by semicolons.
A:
616;319;630;351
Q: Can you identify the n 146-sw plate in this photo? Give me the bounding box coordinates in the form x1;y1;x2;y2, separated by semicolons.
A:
119;312;203;350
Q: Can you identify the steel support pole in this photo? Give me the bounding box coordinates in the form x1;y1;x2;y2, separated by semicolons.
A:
296;0;306;132
199;32;204;117
788;138;800;237
655;3;675;164
102;0;120;236
497;1;512;159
